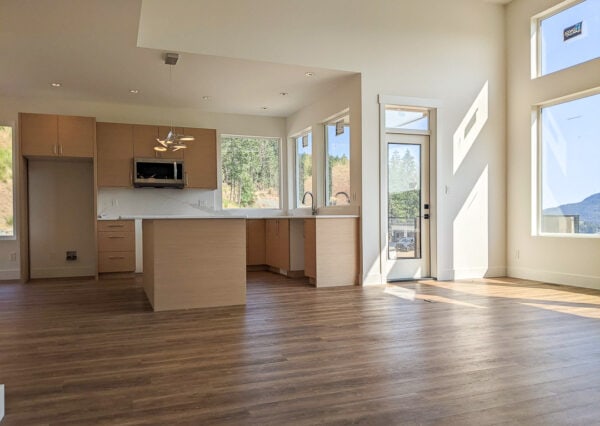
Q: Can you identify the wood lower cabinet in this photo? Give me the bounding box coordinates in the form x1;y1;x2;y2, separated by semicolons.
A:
246;219;266;265
98;220;135;273
304;217;358;287
20;113;94;158
265;219;290;271
96;122;134;187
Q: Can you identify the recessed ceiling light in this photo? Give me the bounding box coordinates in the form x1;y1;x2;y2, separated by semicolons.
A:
50;82;62;87
129;89;139;94
280;92;288;96
261;106;269;110
304;72;314;77
202;96;211;101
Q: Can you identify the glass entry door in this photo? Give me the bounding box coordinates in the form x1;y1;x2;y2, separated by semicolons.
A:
385;133;430;280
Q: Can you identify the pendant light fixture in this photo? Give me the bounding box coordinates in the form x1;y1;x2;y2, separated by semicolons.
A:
155;53;194;152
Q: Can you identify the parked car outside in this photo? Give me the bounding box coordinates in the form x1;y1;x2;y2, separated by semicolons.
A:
396;237;415;252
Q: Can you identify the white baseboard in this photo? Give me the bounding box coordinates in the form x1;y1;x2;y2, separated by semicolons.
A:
30;265;95;279
1;384;4;422
507;266;600;291
437;266;507;281
0;269;19;280
363;273;384;286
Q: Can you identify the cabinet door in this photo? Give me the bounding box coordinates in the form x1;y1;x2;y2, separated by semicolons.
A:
20;113;58;157
182;128;217;189
277;219;290;271
157;126;184;160
304;219;316;278
96;123;133;187
246;219;266;265
58;115;95;158
265;219;278;267
133;124;159;158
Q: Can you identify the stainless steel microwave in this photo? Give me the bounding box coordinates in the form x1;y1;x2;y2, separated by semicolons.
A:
133;158;184;188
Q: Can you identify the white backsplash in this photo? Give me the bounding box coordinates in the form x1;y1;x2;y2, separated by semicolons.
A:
98;188;219;218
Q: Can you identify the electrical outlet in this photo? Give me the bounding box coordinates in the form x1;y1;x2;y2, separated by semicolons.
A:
112;199;119;207
66;251;77;261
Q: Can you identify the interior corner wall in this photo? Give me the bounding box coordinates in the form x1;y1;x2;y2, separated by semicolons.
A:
506;0;600;290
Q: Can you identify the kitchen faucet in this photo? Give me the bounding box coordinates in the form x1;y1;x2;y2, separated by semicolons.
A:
302;191;317;215
335;191;351;204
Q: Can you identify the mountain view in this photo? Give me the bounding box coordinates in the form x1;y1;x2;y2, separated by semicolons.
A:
543;192;600;234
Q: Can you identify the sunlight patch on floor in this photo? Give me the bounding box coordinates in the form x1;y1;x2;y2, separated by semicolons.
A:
384;285;486;309
522;302;600;319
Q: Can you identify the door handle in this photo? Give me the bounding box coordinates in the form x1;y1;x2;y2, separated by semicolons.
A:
423;214;430;219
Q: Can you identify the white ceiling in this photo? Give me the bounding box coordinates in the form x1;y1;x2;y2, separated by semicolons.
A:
0;0;355;117
1;0;509;118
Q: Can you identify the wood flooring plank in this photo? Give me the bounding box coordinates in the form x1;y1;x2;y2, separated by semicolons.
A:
0;272;599;424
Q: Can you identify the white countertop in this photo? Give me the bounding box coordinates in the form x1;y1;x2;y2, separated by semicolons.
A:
98;214;359;220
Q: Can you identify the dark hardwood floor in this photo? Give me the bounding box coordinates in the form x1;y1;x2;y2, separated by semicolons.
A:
1;272;600;425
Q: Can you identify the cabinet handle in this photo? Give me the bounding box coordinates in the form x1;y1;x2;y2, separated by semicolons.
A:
108;256;126;260
107;225;124;228
185;172;189;186
107;236;125;239
59;144;63;155
53;145;57;155
130;169;133;185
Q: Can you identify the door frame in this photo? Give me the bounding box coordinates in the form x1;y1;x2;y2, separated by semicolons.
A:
378;95;441;281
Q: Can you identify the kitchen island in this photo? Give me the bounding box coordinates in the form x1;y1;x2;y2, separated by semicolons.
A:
142;217;246;311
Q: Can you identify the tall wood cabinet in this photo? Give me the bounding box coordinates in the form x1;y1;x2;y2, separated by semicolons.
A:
96;123;134;187
20;113;95;158
183;127;217;189
265;219;290;271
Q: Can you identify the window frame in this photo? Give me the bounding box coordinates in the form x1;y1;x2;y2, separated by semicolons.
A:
323;112;351;207
531;0;592;79
0;122;16;240
292;128;313;209
534;89;600;238
219;133;283;211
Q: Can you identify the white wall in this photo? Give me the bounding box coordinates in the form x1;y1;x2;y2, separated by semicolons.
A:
139;0;507;283
0;94;286;278
29;159;95;278
506;0;600;290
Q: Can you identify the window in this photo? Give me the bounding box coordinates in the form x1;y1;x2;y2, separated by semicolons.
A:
536;0;600;76
0;125;14;238
325;114;350;206
539;92;600;235
221;135;280;209
385;106;429;131
294;131;313;208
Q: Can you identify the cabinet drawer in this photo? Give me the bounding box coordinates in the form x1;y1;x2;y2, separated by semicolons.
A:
99;251;135;273
98;220;134;232
98;231;135;252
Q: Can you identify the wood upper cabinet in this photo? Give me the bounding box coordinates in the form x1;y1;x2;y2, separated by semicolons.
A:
182;127;217;189
133;124;159;158
133;125;184;159
265;218;290;271
158;126;184;160
246;219;266;265
96;122;134;187
20;113;94;158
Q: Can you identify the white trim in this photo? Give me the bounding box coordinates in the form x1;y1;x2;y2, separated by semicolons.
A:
0;269;19;280
0;121;16;240
378;94;443;108
363;273;384;286
437;266;507;281
0;384;4;422
508;266;600;291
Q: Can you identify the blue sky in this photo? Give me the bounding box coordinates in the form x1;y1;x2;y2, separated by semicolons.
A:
541;0;600;209
326;124;350;158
